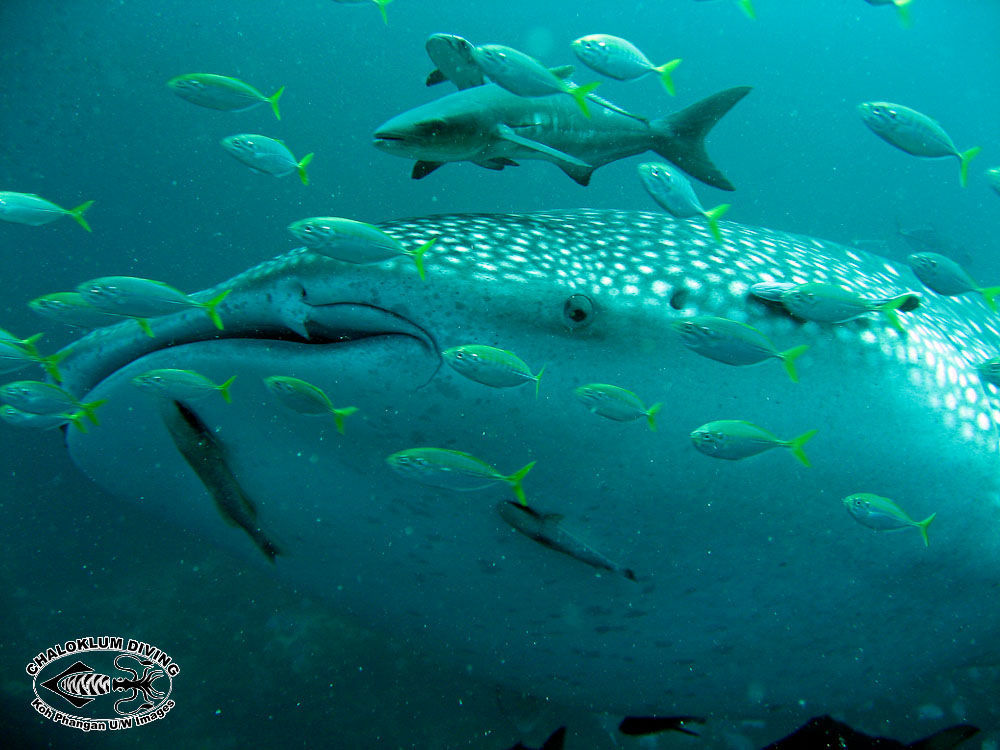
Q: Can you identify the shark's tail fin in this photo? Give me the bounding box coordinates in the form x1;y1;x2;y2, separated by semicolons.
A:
651;86;751;192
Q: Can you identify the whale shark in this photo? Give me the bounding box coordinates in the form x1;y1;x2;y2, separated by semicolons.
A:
52;209;1000;733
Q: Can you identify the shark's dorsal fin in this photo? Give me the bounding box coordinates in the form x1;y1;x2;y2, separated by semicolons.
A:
496;124;590;168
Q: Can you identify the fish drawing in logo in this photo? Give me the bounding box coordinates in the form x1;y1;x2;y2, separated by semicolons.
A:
40;654;167;715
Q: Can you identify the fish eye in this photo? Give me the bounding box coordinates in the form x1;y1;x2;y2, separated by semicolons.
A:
563;294;594;329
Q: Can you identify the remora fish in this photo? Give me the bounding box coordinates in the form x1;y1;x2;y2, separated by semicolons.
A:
159;399;281;562
374;84;751;188
497;501;637;581
50;210;1000;726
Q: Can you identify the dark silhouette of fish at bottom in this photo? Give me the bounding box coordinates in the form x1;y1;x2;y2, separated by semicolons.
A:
160;399;282;562
505;715;979;749
762;714;979;749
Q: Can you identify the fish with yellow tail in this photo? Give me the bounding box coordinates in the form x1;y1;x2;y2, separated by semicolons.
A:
263;376;358;434
863;0;914;28
331;0;393;25
386;447;535;506
0;336;64;382
858;102;980;186
77;276;231;334
167;74;284;120
571;35;681;95
0;381;106;425
0;405;89;433
843;493;936;547
220;134;313;185
472;44;601;118
907;252;1000;311
672;315;809;382
442;345;544;397
779;282;919;332
497;501;637;581
694;0;756;20
288;217;435;280
0;192;93;232
691;420;817;466
573;384;661;431
638;162;730;241
133;369;237;404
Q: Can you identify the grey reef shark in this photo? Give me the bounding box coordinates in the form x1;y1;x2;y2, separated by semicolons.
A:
373;33;750;188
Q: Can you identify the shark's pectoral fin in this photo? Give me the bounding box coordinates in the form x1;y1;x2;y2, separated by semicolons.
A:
496;124;591;169
556;162;596;186
475;158;520;171
412;160;445;179
425;68;447;86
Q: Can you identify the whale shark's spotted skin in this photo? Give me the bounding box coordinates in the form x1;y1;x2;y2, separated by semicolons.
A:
56;211;1000;729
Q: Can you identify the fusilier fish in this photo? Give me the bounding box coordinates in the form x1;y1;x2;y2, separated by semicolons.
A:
693;0;756;20
472;44;601;118
133;369;237;404
573;384;662;431
29;292;130;329
331;0;393;25
497;501;637;581
858;102;981;186
690;420;818;467
0;380;106;425
986;167;1000;196
288;217;436;280
0;405;88;433
443;345;544;397
863;0;913;27
374;83;750;188
167;74;285;120
843;492;936;547
571;35;682;94
673;316;809;382
0;338;63;381
779;282;917;332
263;375;358;434
637;162;730;241
77;276;231;332
386;447;535;505
906;252;1000;311
220;134;314;185
0;327;42;350
0;192;93;232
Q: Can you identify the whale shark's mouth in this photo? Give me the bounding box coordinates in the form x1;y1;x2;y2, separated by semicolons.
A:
59;298;441;398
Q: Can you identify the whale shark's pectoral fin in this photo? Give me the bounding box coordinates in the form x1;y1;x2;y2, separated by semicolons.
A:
496;125;591;169
412;160;445;180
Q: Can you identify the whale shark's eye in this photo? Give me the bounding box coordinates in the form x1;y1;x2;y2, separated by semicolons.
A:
563;294;594;329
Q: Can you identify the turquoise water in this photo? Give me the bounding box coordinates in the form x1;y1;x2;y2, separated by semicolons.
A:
2;1;1000;747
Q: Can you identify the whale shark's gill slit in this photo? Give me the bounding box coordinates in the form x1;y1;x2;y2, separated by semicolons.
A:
160;399;282;563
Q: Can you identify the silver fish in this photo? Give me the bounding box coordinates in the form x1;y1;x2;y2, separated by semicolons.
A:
907;252;1000;311
497;501;637;581
49;210;1000;725
571;34;681;94
858;101;980;186
374;84;751;188
220;134;314;184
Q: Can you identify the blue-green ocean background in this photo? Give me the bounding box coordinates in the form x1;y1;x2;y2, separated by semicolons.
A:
2;1;999;747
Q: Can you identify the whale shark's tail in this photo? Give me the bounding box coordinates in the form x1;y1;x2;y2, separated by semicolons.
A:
653;85;752;192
